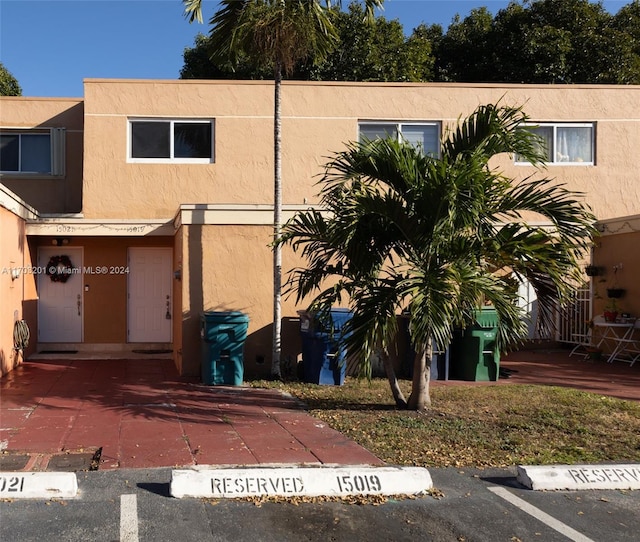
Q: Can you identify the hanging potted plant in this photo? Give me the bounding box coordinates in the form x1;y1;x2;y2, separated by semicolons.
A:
607;287;625;298
606;264;625;299
584;265;601;277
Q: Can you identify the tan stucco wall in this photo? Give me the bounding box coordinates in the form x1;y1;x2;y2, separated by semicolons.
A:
0;97;84;213
81;80;640;221
0;206;37;375
178;223;306;378
592;230;640;318
7;80;640;375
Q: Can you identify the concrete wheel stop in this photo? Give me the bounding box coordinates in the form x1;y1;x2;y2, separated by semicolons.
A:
170;465;433;499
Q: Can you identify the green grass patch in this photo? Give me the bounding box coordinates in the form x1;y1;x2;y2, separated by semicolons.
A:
250;378;640;468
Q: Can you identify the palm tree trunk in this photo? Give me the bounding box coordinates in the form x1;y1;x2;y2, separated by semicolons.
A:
381;349;407;409
271;61;283;379
407;338;432;411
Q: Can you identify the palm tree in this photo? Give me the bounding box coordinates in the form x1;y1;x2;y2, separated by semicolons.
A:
278;104;596;409
183;0;383;379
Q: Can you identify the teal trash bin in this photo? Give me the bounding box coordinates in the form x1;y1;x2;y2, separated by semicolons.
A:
201;311;249;386
451;308;500;381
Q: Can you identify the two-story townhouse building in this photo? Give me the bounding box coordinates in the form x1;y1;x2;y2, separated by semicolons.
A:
2;80;639;377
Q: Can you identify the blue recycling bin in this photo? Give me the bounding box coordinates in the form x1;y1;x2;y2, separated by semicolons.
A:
299;308;353;386
201;311;249;386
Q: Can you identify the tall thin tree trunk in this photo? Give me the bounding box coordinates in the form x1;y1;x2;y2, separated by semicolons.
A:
407;338;432;411
381;349;407;409
271;62;283;379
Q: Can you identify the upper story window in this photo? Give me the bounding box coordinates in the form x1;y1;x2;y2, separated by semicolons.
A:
359;122;440;157
0;128;65;176
128;119;214;163
516;123;594;165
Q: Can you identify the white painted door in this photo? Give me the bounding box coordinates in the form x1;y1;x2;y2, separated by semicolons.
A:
38;247;83;343
127;247;172;343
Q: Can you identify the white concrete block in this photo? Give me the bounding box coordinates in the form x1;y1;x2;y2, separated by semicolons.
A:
0;472;78;499
517;464;640;491
171;465;432;499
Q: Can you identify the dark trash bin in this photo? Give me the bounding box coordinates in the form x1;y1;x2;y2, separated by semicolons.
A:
201;311;249;386
401;316;449;380
450;308;500;381
404;343;450;381
299;308;352;386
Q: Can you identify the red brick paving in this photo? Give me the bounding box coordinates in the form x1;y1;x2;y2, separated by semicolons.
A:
0;358;384;471
0;349;637;472
498;348;640;401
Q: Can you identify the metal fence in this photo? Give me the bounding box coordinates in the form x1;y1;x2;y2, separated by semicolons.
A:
556;285;592;344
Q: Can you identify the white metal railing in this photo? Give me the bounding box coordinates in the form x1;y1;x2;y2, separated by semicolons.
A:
557;285;592;344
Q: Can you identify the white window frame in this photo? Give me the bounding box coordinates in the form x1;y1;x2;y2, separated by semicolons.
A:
515;122;595;166
358;121;441;157
0;127;65;177
127;118;215;164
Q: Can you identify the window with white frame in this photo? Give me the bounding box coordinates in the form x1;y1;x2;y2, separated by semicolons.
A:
129;119;214;163
359;122;440;157
0;128;65;176
516;123;594;165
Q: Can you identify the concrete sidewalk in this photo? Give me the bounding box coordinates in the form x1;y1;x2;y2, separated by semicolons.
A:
0;358;382;472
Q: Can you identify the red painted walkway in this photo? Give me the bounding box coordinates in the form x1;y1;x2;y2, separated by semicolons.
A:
0;358;382;472
499;348;640;402
0;349;637;472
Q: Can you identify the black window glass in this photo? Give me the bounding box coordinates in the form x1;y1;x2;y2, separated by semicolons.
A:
174;123;212;159
131;122;170;158
0;134;19;171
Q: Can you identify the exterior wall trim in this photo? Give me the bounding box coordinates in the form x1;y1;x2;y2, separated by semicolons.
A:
26;216;174;236
175;203;324;227
596;214;640;236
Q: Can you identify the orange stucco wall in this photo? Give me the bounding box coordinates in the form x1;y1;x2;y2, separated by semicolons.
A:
81;80;640;221
0;206;37;375
178;222;305;378
0;97;84;213
5;80;640;377
592;230;640;318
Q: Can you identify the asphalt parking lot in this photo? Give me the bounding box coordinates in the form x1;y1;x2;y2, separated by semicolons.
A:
1;466;638;542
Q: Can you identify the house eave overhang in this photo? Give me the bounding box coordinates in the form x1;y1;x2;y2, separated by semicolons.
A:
1;184;39;220
26;215;174;236
595;214;640;236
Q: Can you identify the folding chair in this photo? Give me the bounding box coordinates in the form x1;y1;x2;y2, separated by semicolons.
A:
569;315;602;359
607;319;640;367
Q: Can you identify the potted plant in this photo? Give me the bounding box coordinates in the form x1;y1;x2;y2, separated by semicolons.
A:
603;300;618;323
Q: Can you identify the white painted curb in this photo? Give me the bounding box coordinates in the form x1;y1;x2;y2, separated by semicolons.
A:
517;464;640;491
171;465;432;499
0;472;78;499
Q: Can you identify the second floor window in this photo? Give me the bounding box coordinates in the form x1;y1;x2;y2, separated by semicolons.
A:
129;119;214;163
516;123;594;165
359;122;440;157
0;128;65;176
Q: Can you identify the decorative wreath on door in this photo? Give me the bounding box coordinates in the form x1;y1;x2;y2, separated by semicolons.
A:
46;254;73;283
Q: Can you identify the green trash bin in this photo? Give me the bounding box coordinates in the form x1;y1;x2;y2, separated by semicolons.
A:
451;308;500;381
201;311;249;386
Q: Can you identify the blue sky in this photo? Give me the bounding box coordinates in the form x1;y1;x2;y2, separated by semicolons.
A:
0;0;630;97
